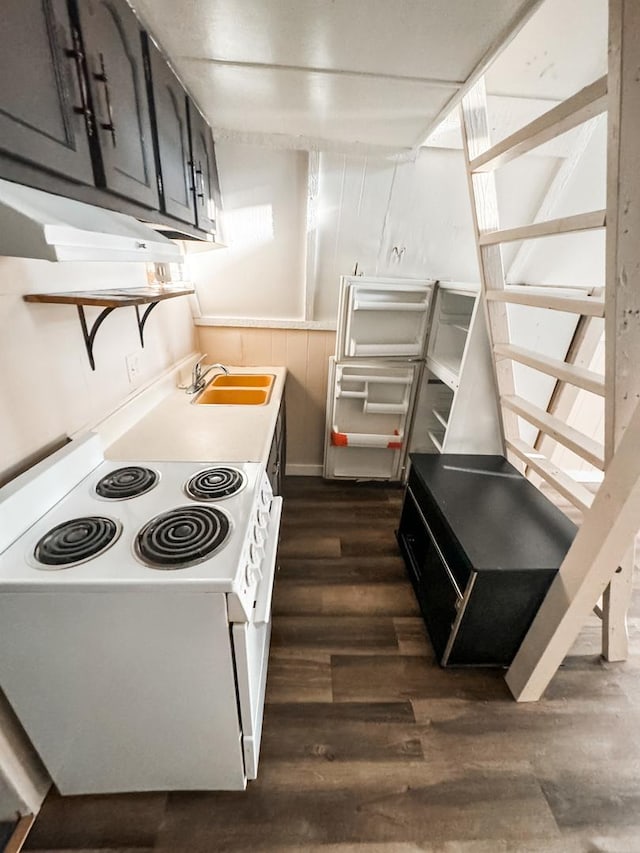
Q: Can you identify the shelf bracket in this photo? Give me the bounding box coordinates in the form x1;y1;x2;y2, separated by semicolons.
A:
135;302;160;348
77;305;116;371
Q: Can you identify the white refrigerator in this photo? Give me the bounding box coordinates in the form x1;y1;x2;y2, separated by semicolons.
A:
323;275;435;481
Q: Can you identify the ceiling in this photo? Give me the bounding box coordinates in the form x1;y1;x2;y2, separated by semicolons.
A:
129;0;543;152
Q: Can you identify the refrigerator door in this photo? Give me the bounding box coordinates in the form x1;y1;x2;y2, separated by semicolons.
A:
335;276;434;362
323;358;419;480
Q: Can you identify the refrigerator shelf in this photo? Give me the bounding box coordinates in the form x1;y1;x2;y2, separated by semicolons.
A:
331;428;403;449
349;342;423;357
352;299;428;312
337;372;413;385
363;401;409;415
432;409;449;429
427;430;444;452
426;356;461;390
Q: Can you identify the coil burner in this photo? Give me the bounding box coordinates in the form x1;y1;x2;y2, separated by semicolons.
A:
184;467;246;501
34;517;121;568
95;466;159;500
135;505;231;569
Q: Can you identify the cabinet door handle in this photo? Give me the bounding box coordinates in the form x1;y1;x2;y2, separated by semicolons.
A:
93;53;117;146
65;31;94;132
188;159;200;198
195;161;205;204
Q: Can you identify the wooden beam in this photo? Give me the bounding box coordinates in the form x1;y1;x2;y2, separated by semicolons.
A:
460;80;518;453
479;210;606;246
506;395;640;701
505;438;595;514
494;342;605;395
470;77;607;173
534;315;604;461
4;814;35;853
602;0;640;661
486;288;605;316
502;394;605;469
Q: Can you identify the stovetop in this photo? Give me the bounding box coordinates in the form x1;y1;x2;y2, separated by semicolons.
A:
0;459;270;593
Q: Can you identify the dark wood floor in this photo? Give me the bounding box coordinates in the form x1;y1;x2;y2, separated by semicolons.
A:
21;477;640;852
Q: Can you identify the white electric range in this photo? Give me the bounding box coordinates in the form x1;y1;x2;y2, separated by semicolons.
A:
0;433;282;794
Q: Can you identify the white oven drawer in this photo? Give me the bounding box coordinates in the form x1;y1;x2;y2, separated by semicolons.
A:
232;495;282;779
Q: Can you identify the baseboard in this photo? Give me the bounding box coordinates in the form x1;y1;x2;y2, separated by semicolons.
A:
285;464;323;477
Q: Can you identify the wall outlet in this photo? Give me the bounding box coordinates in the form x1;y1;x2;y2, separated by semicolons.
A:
125;352;141;386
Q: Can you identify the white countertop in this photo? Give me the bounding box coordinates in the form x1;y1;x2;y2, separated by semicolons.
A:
105;365;286;465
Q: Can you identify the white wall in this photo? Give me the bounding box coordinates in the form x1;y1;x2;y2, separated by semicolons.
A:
0;257;195;485
189;142;308;321
190;141;480;327
310;146;479;323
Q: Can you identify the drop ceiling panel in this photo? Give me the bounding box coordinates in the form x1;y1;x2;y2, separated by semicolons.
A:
129;0;539;147
133;0;533;79
179;62;456;147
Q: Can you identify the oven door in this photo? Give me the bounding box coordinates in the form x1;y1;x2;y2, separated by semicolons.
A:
232;495;282;780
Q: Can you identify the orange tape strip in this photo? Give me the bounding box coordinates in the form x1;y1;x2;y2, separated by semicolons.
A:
331;431;349;446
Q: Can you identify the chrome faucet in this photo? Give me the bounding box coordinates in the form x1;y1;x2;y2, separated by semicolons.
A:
180;355;228;395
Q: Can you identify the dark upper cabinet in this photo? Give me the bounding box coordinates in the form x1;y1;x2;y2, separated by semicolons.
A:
76;0;158;208
187;102;220;234
0;0;94;185
145;37;196;225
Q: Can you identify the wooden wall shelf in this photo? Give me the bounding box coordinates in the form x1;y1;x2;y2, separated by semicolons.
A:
23;285;194;370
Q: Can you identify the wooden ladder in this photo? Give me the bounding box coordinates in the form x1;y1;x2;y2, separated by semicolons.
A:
459;0;639;700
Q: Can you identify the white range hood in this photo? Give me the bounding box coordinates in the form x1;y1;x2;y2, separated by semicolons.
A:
0;178;182;263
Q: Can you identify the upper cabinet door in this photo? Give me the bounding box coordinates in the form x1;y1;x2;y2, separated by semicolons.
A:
0;0;94;184
146;39;196;225
335;277;435;361
77;0;158;208
188;102;220;234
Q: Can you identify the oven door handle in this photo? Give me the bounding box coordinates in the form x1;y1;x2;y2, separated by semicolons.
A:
253;496;283;624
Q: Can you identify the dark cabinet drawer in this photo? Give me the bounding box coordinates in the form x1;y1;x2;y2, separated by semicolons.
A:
398;488;460;661
406;468;471;592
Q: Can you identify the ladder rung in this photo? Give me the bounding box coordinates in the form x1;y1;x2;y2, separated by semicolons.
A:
486;288;605;317
494;343;605;396
470;77;607;173
505;438;595;514
479;210;606;246
501;395;605;469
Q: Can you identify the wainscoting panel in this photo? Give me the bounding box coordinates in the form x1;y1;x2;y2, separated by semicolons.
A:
196;327;336;474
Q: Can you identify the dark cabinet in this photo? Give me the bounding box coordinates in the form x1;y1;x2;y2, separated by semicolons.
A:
188;102;220;234
76;0;158;208
145;37;195;225
267;399;287;496
397;454;576;666
0;0;94;184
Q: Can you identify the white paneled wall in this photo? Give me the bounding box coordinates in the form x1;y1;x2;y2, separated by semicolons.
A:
196;326;335;474
311;147;480;323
